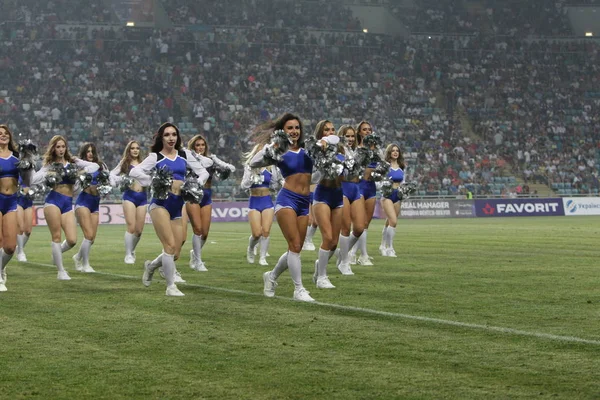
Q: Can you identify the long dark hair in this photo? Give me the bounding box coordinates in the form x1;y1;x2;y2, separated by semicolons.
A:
119;140;144;174
384;143;405;169
150;122;182;153
252;112;304;147
355;120;372;146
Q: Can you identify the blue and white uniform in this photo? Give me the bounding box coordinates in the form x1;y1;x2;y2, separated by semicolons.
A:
360;160;378;200
130;149;210;220
0;151;22;215
17;175;33;210
384;167;405;203
75;165;106;214
32;159;100;214
250;147;313;216
195;154;235;208
241;166;282;212
110;164;148;208
312;153;344;210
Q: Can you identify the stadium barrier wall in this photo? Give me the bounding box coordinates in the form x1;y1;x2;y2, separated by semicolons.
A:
31;197;600;225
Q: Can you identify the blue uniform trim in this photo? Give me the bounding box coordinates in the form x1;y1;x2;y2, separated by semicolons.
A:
199;188;213;207
251;169;272;189
44;191;73;214
342;181;363;203
384;188;402;203
75;191;100;213
275;187;310;216
0;152;20;179
0;192;18;215
122;189;148;207
249;195;274;212
313;185;343;209
278;149;313;179
149;193;184;220
360;179;377;200
388;167;405;183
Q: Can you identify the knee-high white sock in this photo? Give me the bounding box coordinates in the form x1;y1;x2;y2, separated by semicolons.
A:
380;226;387;248
1;249;13;269
270;252;288;280
79;239;93;267
124;232;135;256
305;225;317;242
287;251;303;289
52;242;65;271
148;252;163;270
317;248;330;278
17;234;25;252
132;233;141;251
386;226;396;249
358;229;369;257
248;235;260;251
61;240;74;253
161;252;176;286
192;234;203;262
259;236;270;259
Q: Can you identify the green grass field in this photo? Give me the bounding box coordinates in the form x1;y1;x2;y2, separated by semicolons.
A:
1;216;599;399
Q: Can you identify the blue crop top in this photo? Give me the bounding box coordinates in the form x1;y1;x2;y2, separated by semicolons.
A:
388;167;405;183
252;169;272;189
157;151;187;181
0;152;20;179
278;149;313;179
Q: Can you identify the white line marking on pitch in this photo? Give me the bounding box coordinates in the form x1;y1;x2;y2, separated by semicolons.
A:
22;261;600;346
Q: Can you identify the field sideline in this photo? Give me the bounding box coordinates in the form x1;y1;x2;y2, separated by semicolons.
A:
1;217;599;399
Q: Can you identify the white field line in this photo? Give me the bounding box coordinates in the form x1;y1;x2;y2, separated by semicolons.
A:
21;261;600;346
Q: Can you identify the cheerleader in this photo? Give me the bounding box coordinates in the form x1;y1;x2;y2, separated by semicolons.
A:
336;125;367;275
109;141;148;264
241;144;281;266
16;177;34;262
130;123;209;297
311;120;344;289
0;125;34;291
184;134;235;272
71;143;107;273
31;135;100;280
379;144;405;257
350;121;377;266
250;113;321;302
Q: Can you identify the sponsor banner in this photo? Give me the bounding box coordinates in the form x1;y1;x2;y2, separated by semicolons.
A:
373;199;474;219
474;198;564;217
34;202;252;225
563;197;600;216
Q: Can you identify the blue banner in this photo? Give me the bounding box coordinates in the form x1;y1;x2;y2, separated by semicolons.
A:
474;198;565;217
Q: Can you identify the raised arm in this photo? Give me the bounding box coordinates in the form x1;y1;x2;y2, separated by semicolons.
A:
31;164;52;185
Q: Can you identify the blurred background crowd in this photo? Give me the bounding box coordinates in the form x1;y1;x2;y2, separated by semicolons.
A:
1;0;599;200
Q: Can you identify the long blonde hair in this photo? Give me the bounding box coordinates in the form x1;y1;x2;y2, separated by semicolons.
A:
187;134;210;156
42;135;74;165
119;140;144;174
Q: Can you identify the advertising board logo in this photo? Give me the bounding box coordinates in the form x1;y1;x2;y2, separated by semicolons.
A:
482;203;495;215
565;200;577;214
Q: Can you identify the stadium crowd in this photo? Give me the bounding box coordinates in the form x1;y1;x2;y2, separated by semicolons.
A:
0;0;599;199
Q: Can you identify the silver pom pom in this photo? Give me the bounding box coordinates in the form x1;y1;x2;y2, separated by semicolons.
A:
119;175;134;192
380;178;394;198
63;163;79;183
181;175;204;204
370;161;391;182
151;166;173;200
251;173;265;186
398;182;417;201
17;139;38;170
263;129;292;163
79;173;93;190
